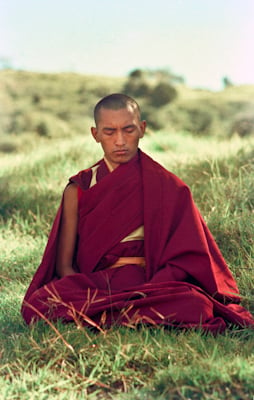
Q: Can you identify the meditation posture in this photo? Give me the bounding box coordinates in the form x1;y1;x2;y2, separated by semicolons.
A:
22;94;254;333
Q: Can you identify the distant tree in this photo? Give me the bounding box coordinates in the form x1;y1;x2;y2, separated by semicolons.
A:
222;76;233;89
123;70;151;97
36;121;49;137
148;68;185;85
150;82;177;107
127;67;185;86
123;67;181;101
129;69;143;79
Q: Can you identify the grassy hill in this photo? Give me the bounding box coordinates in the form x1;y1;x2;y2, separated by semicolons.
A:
0;70;124;152
0;70;254;154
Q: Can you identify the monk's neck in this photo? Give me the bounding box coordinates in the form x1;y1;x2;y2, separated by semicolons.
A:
104;151;140;172
103;156;115;172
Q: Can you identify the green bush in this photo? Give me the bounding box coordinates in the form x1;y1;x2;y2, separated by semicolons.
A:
123;79;151;98
31;93;41;104
164;102;215;136
141;106;165;130
129;69;144;78
36;121;49;137
150;82;177;107
35;114;72;138
230;113;254;137
0;140;18;153
184;106;213;135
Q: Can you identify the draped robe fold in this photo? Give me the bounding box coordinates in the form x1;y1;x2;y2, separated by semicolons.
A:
21;150;254;333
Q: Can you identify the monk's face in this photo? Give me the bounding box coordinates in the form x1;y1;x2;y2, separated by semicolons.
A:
91;106;146;169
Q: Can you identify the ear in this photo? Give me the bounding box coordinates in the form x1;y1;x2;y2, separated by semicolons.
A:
139;120;146;138
91;127;100;143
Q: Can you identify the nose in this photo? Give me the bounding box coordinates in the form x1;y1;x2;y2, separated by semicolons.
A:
115;131;126;146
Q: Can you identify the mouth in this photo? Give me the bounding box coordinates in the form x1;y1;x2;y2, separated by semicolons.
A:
114;150;128;155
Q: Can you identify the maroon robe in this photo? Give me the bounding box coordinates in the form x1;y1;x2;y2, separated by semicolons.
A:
21;150;254;333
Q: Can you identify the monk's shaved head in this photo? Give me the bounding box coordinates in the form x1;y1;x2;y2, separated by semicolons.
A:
94;93;141;125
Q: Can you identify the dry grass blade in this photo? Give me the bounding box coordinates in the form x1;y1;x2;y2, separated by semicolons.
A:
23;301;75;353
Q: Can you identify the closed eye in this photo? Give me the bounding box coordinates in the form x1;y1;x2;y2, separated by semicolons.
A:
124;125;135;133
103;128;115;135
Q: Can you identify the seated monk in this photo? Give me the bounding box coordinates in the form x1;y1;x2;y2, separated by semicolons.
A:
21;93;254;334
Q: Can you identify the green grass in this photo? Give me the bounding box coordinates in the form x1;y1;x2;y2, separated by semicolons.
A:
1;323;254;399
0;130;254;399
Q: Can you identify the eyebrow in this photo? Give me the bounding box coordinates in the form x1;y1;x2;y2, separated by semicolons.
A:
103;127;115;131
123;124;135;129
103;124;136;131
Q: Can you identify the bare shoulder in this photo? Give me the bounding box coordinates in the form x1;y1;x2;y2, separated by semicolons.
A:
63;183;78;210
64;182;78;195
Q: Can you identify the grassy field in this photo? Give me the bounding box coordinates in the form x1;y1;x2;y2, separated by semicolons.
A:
0;123;254;399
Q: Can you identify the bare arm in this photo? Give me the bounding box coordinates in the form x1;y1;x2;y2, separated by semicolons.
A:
56;183;79;278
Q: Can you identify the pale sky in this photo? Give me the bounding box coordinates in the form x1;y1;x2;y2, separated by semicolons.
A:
1;0;254;90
